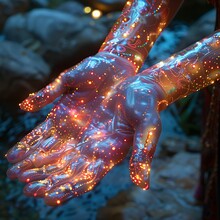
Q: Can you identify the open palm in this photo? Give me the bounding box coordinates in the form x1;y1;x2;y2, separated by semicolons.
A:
6;52;134;179
15;75;164;206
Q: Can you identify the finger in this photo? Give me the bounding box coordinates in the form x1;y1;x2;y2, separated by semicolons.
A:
44;159;106;206
129;113;161;190
20;75;65;112
19;149;75;183
7;158;34;180
7;141;69;180
29;139;77;168
23;154;90;197
6;120;53;163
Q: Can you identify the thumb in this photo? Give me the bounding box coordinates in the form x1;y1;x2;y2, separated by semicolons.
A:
20;75;65;112
129;113;161;190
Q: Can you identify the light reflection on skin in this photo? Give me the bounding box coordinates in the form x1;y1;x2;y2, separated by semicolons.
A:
100;0;184;72
7;31;220;206
6;0;219;206
7;0;181;181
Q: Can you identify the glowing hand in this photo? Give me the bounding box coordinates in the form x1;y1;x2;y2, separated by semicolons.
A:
6;52;135;179
10;31;220;206
11;75;165;206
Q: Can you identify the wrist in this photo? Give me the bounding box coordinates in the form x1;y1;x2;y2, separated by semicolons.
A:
100;0;184;73
142;31;220;105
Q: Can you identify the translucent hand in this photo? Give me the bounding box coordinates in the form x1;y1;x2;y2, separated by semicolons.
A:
6;52;134;180
7;31;220;206
15;76;164;206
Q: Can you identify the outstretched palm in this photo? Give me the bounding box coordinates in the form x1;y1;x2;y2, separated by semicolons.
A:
12;75;165;206
7;29;219;205
6;52;134;179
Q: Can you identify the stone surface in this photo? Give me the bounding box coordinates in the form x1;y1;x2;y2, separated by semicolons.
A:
0;0;29;30
31;0;49;8
160;136;201;156
26;9;84;45
56;1;84;16
3;9;108;71
161;136;187;156
185;137;201;152
3;13;36;44
0;41;50;102
156;152;200;189
97;152;201;220
176;9;215;51
82;0;125;13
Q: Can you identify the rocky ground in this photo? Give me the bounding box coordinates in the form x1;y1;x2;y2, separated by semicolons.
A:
0;0;216;219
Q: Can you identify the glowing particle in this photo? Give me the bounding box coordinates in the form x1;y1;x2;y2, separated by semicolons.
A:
92;10;102;19
57;200;61;205
123;33;129;38
84;6;92;14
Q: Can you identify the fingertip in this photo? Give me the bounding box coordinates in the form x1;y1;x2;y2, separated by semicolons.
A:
6;152;16;164
20;102;39;112
19;93;37;112
20;78;65;112
130;171;150;190
129;159;151;190
7;159;34;181
6;145;26;164
7;165;20;180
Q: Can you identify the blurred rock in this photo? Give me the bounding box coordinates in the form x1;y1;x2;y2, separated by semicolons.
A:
31;0;49;8
3;9;108;72
185;137;201;152
176;0;213;23
26;9;84;44
98;150;201;220
0;0;29;30
161;136;186;156
97;186;201;220
161;136;201;156
0;41;50;102
0;34;4;41
82;0;125;13
158;152;200;189
56;1;84;16
176;9;215;52
3;14;36;44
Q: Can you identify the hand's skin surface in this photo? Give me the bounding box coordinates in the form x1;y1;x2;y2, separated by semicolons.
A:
100;0;183;72
146;30;220;105
11;32;220;206
17;78;163;206
6;52;135;175
7;0;181;167
7;0;182;184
